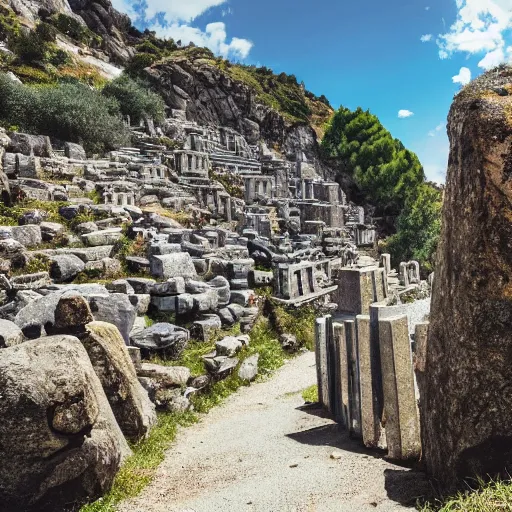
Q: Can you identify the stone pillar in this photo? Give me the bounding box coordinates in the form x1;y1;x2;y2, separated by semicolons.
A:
357;314;385;448
345;319;362;438
378;315;421;460
337;267;377;315
315;317;329;409
333;322;348;428
225;197;232;222
380;253;391;276
399;262;409;287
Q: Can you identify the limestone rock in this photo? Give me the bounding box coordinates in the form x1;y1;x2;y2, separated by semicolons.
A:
87;293;136;344
138;363;191;387
150;252;197;280
215;336;243;357
130;322;190;358
0;335;130;511
420;68;512;489
0;319;24;347
238;353;259;382
80;321;156;441
53;293;94;331
50;254;86;282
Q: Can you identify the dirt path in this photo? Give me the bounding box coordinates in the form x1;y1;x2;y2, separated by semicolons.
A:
119;352;429;512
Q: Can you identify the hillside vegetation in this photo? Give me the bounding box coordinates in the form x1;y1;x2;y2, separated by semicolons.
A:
322;106;442;272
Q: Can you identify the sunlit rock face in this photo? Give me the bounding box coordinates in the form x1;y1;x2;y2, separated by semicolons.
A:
421;66;512;490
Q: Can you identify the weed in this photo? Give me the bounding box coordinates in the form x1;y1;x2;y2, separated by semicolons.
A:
302;385;318;403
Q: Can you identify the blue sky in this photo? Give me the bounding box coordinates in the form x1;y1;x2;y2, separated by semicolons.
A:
112;0;512;183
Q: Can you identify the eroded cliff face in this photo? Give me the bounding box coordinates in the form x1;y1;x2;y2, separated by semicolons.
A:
145;55;329;169
420;66;512;488
6;0;138;64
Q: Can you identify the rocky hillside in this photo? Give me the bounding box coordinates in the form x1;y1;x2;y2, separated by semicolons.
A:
0;0;332;170
144;46;333;165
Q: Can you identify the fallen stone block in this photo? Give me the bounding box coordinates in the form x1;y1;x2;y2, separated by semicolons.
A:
152;277;186;296
150;252;197;280
191;314;222;341
137;363;191;387
130;322;189;359
87;293;136;344
203;355;239;379
215;336;243;357
10;271;51;291
81;228;123;247
126;277;156;294
50;254;85;282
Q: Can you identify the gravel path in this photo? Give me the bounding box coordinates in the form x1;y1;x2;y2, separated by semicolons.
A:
119;352;429;512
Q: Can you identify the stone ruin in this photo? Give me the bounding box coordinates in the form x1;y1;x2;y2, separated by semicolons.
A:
314;255;432;461
0;108;388;510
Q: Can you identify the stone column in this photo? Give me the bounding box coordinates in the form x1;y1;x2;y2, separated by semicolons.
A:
333;322;348;428
315;317;329;409
345;319;362;438
357;314;385;448
380;253;391;276
378;315;421;460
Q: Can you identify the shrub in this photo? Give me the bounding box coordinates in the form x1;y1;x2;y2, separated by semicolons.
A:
102;75;165;124
10;29;48;63
125;53;158;77
0;73;130;155
47;14;101;46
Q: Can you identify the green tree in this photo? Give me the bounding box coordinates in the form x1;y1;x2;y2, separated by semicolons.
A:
102;75;166;124
384;183;442;273
321;106;424;215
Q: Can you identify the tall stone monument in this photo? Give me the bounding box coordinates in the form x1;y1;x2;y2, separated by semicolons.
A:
420;67;512;489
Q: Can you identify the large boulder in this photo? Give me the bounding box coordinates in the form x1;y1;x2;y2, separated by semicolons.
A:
0;335;130;511
7;133;53;157
80;321;156;441
420;68;512;489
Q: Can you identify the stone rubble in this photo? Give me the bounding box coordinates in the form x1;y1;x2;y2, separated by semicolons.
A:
0;101;427;509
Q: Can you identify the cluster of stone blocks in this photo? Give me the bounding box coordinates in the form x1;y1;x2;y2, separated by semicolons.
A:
315;257;431;461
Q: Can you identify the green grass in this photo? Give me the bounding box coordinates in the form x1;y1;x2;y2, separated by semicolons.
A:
271;302;317;351
81;317;291;511
418;478;512;512
301;385;318;403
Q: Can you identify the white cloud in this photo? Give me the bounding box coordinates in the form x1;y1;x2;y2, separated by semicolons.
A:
398;109;414;118
452;66;472;85
421;34;433;42
428;122;446;137
425;6;431;10
157;22;253;59
437;0;512;69
112;0;253;60
478;46;506;68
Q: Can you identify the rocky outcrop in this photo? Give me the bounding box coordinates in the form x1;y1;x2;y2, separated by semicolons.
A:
68;0;138;64
0;335;130;511
420;66;512;489
146;56;326;166
80;321;157;440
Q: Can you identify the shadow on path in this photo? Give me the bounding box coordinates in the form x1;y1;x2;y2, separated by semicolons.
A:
287;408;434;508
384;469;434;507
